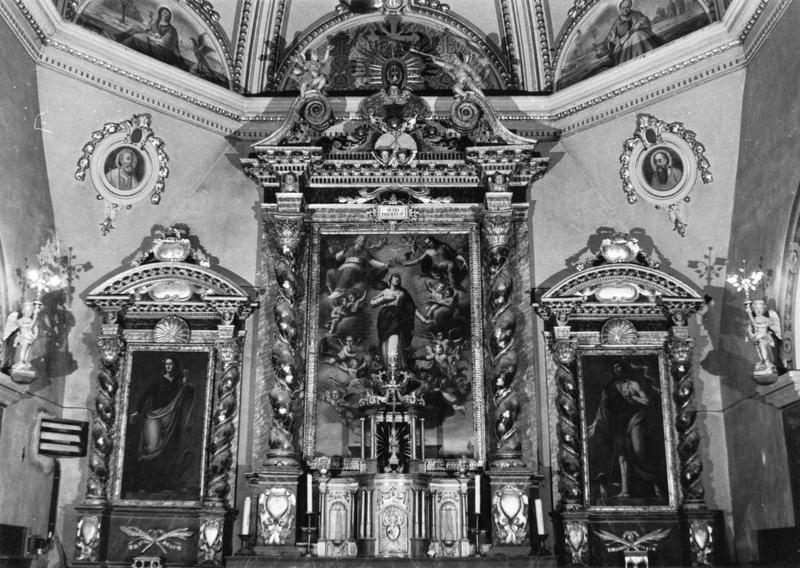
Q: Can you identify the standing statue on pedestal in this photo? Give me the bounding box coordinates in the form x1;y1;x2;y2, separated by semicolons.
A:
746;299;782;378
3;302;39;372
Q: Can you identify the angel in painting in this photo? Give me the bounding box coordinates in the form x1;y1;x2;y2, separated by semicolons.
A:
327;290;367;334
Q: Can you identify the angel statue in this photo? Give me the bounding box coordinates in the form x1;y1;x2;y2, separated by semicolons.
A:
746;299;782;377
417;50;486;99
292;45;333;97
3;302;39;372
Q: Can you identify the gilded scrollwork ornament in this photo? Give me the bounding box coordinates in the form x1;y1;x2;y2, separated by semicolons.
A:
258;487;297;545
75;515;102;562
491;485;529;545
688;520;714;567
564;520;589;566
86;335;125;502
198;518;224;565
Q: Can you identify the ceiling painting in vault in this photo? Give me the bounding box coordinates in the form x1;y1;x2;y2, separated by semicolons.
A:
555;0;713;90
72;0;232;88
278;16;508;93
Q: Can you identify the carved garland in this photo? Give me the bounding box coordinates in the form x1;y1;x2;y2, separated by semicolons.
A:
86;335;125;503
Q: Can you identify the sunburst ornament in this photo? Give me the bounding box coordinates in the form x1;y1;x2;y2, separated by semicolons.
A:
601;319;638;345
354;48;425;91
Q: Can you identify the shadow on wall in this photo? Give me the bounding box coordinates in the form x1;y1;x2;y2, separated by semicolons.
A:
536;226;674;295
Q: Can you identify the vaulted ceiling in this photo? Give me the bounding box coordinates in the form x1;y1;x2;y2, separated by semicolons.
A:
4;0;774;146
61;0;731;94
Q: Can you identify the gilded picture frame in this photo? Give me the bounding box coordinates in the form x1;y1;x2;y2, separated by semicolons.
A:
114;344;214;505
303;223;486;469
578;349;678;510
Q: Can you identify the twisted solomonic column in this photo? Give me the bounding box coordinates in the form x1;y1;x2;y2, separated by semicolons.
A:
86;335;125;503
667;334;705;505
266;214;305;465
549;336;583;507
206;338;243;504
482;213;523;467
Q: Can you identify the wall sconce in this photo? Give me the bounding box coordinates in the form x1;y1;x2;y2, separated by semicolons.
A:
727;259;782;383
5;254;66;384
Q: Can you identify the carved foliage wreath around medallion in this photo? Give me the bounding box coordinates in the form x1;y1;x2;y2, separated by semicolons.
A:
620;113;712;237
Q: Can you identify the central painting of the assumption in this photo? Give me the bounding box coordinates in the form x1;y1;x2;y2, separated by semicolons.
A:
310;229;479;461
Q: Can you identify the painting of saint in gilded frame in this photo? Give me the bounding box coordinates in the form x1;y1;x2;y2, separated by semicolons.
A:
119;346;213;502
580;351;675;508
555;0;713;90
308;228;483;464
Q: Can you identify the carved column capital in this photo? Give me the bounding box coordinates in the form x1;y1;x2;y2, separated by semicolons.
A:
214;337;242;365
482;212;512;253
272;214;305;260
551;337;578;366
96;336;125;364
667;334;695;371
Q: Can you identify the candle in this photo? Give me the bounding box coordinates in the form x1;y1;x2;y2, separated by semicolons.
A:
306;473;314;514
241;496;251;535
535;498;545;535
475;474;481;514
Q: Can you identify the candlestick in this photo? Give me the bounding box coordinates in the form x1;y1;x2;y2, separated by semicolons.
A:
535;498;545;535
241;496;251;535
306;473;313;514
475;474;481;514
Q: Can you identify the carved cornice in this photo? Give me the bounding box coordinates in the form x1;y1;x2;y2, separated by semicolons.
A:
536;263;704;324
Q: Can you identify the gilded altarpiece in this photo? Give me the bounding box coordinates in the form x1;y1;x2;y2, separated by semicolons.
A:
74;228;255;567
535;235;723;567
238;45;548;560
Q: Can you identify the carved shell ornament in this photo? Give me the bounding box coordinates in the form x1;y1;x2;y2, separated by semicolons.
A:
620;113;712;237
601;319;638;345
75;113;169;236
153;317;191;344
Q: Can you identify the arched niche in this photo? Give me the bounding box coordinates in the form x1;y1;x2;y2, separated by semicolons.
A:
272;11;512;92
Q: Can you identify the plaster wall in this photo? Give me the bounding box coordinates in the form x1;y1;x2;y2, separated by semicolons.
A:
531;69;745;545
0;13;62;545
721;1;800;562
35;64;261;558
